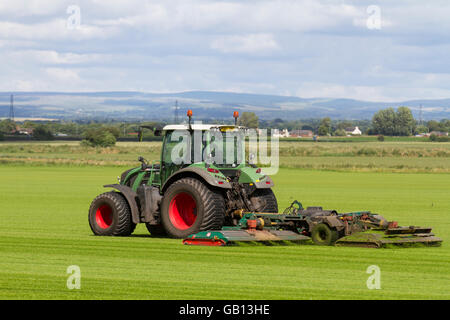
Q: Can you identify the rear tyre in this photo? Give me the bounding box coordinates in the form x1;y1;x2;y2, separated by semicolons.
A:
145;224;167;237
89;192;136;236
311;223;340;246
250;188;278;212
161;177;225;238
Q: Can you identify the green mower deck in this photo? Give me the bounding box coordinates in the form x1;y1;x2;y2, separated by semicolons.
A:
335;228;443;248
183;229;310;246
183;201;443;248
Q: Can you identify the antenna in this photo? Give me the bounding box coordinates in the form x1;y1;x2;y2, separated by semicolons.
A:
9;94;14;121
419;104;423;125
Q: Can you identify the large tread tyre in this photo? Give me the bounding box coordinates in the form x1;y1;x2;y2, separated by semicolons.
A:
250;188;278;213
89;192;136;236
161;177;225;238
146;224;167;237
311;223;340;246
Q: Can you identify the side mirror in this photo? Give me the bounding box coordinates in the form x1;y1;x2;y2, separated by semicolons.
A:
139;125;163;137
154;127;163;136
138;156;149;169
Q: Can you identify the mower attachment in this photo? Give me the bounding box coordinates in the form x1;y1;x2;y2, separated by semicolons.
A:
183;201;443;248
335;227;442;248
183;229;310;246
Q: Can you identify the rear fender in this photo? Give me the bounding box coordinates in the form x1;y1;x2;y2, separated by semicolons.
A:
121;167;141;186
238;167;274;189
161;167;231;193
254;176;274;189
104;184;140;224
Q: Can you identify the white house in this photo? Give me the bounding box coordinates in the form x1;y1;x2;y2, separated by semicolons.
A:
345;126;362;136
272;128;290;138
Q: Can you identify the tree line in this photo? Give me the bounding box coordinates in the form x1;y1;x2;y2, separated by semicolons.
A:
258;108;449;137
1;107;449;146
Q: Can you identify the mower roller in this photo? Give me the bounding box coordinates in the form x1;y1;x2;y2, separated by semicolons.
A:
88;110;442;249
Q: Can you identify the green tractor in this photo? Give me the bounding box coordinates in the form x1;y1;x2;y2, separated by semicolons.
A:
89;110;277;238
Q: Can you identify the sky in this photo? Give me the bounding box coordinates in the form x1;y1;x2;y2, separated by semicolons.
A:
1;0;450;102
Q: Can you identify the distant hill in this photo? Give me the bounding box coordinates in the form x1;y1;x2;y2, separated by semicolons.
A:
0;91;449;121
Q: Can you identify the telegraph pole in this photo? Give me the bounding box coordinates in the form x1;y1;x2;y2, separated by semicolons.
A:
419;104;423;126
174;100;179;123
9;94;14;121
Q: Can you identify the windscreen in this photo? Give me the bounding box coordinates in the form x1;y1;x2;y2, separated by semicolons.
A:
162;129;246;166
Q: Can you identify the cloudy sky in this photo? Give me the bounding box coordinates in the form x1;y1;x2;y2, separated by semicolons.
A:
1;0;450;101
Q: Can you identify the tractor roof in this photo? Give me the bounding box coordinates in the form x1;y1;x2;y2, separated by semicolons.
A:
162;124;245;131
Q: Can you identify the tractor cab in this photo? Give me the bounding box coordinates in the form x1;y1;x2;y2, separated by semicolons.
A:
120;110;271;195
161;125;246;176
157;110;261;185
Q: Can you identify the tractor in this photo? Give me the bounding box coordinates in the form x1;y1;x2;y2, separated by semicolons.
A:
89;110;442;248
89;110;277;238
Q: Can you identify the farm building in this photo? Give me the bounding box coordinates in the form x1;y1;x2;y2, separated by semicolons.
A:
345;126;362;135
272;129;289;138
290;129;313;138
16;127;34;135
430;131;449;137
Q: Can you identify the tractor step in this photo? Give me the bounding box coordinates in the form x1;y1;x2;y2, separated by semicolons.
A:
183;229;310;246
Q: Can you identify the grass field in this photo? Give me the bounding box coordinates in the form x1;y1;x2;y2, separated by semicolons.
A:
1;164;449;300
1;140;450;173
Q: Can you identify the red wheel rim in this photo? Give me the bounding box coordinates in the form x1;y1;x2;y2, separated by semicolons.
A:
169;192;197;230
96;204;113;229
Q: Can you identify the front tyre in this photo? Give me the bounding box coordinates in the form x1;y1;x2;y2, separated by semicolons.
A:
161;178;225;238
89;192;136;236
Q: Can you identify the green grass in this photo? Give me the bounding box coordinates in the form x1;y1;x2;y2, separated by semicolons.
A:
1;140;450;172
0;166;449;299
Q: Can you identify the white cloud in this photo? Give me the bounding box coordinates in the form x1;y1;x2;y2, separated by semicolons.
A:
0;19;117;41
295;79;450;102
352;16;394;30
10;50;110;65
90;0;361;34
11;80;36;91
1;0;450;102
0;0;67;17
211;33;279;54
295;83;389;101
45;68;81;82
